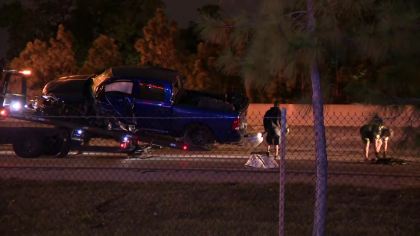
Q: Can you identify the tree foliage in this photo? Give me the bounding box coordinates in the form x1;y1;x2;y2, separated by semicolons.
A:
338;1;420;104
134;8;205;90
134;7;242;93
195;11;256;99
3;1;419;103
199;0;420;104
69;0;164;65
189;42;225;91
81;34;122;74
135;8;180;69
10;25;76;96
0;0;74;59
0;0;163;65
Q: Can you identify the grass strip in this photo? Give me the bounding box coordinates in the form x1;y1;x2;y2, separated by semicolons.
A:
0;180;419;235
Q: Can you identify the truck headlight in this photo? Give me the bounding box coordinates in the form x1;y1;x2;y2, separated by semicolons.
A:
71;128;86;142
76;129;84;135
10;101;22;112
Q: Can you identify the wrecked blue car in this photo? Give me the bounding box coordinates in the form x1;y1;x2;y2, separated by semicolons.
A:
38;66;249;147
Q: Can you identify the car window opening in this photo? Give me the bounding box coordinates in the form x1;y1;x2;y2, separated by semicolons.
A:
138;82;165;102
105;81;133;95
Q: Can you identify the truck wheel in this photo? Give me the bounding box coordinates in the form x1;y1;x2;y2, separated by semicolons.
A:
43;129;71;158
184;125;215;150
13;134;43;158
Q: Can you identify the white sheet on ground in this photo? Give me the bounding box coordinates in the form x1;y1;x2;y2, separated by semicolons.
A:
245;153;278;169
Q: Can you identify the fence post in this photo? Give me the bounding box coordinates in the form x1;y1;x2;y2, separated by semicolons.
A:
279;108;287;236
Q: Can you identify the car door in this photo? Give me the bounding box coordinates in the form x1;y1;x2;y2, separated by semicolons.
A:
133;80;172;133
98;80;136;125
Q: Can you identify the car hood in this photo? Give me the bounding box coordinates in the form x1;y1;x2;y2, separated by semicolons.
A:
42;75;93;103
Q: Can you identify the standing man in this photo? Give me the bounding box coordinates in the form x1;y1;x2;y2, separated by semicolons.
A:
263;100;282;158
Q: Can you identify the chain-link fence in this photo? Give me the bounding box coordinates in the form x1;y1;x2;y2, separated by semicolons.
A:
0;108;419;235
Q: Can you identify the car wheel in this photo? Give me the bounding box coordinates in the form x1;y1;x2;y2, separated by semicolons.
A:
43;129;71;158
13;133;44;158
184;125;215;150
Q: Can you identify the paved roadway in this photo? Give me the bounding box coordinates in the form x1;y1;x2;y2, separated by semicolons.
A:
1;119;418;188
0;147;419;189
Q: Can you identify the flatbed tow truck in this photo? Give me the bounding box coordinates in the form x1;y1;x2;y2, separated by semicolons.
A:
0;68;188;158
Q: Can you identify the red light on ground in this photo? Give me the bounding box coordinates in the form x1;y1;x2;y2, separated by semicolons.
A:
182;144;188;151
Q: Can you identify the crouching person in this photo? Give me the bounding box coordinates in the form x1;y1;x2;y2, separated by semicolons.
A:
360;115;393;161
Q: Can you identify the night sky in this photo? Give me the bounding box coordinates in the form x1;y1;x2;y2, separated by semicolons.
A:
0;0;257;59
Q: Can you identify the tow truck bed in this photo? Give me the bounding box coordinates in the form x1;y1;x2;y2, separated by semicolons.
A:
0;111;188;158
0;68;192;159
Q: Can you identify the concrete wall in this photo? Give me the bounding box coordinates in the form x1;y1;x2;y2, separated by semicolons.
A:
247;104;419;128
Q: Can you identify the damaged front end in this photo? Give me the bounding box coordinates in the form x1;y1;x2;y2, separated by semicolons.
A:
34;74;135;133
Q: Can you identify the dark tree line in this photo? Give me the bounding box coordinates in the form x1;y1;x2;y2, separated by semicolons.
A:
198;0;420;104
0;0;164;65
1;0;419;104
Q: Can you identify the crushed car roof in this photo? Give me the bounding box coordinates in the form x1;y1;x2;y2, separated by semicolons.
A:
103;66;180;82
90;66;182;95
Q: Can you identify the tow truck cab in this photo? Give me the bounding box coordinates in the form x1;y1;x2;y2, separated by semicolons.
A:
0;69;30;118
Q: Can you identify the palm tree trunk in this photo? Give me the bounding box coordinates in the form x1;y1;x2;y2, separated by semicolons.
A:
307;0;328;235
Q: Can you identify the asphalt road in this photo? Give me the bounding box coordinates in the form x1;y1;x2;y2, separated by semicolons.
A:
0;148;419;189
1;120;418;188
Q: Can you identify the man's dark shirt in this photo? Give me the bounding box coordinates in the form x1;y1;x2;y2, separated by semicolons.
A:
263;106;281;136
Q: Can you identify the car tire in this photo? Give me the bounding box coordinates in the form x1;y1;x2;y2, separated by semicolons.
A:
184;125;215;150
43;129;71;158
13;133;44;158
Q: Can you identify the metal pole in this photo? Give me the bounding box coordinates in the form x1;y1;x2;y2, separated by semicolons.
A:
306;0;328;235
279;108;287;236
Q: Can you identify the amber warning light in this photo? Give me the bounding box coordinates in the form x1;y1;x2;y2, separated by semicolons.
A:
19;70;32;76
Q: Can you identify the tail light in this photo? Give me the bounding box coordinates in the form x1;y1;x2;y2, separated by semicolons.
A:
120;134;138;152
120;142;129;149
182;144;188;151
232;117;240;130
0;109;7;118
120;135;132;150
